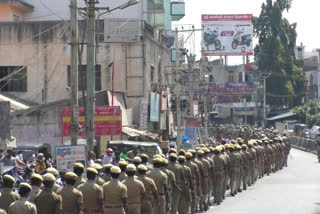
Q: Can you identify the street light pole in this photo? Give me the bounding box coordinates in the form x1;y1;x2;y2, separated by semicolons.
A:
86;0;96;151
70;0;79;145
175;28;182;149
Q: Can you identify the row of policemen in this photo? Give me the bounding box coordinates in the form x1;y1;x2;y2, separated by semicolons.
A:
0;136;291;214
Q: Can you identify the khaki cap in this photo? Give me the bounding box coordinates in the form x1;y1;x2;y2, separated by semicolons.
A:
19;182;32;190
126;164;136;172
91;163;103;171
153;155;161;159
153;157;163;164
140;154;149;159
169;148;177;153
3;175;15;183
74;163;84;169
169;153;177;158
65;172;78;181
87;167;98;174
162;158;169;164
31;173;43;182
43;173;56;182
103;164;113;169
137;164;147;171
46;167;58;176
119;161;128;167
185;152;193;159
133;157;142;163
202;148;210;153
178;156;186;161
160;154;165;158
110;166;121;174
197;150;204;155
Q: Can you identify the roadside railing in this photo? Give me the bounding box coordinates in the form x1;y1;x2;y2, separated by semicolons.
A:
289;136;317;154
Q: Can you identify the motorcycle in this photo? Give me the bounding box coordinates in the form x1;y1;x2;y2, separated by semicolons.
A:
231;31;252;49
203;30;222;51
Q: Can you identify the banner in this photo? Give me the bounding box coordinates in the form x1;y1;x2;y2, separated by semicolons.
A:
104;18;140;43
202;14;253;56
150;93;160;122
62;106;122;137
56;145;86;172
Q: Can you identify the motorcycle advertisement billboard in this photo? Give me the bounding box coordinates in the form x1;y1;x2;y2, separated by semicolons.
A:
202;14;253;56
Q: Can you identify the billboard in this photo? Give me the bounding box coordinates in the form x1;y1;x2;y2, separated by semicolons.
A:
201;14;253;56
104;18;140;43
56;145;86;172
62;106;122;137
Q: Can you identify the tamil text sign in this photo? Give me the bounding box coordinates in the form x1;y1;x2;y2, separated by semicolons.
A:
104;18;140;43
202;14;253;56
62;106;122;137
56;145;86;172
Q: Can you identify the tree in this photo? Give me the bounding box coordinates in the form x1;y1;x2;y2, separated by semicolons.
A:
253;0;305;108
293;101;320;126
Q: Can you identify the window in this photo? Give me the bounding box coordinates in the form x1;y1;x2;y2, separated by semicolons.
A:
0;66;27;92
67;65;101;91
150;65;154;83
228;70;234;82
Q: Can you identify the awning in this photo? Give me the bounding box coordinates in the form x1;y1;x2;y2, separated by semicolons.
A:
0;94;29;112
122;126;159;141
267;111;296;121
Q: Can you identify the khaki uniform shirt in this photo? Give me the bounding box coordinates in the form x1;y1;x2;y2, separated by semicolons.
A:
122;177;146;203
160;168;176;191
29;185;41;204
102;179;127;206
78;180;103;210
119;172;127;182
213;154;225;173
57;184;83;214
103;174;111;183
0;188;20;212
35;188;62;214
147;168;168;195
96;177;105;186
137;175;157;201
0;209;5;214
8;197;36;214
167;162;185;187
75;176;86;188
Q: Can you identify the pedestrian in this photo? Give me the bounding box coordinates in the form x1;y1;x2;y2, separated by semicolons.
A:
102;166;128;214
29;174;43;203
34;173;62;214
57;172;83;214
103;164;113;183
8;183;37;214
137;164;158;214
122;164;146;214
185;152;200;214
78;167;103;214
0;175;20;212
103;148;113;165
212;148;225;205
56;169;67;188
73;163;86;188
34;153;46;174
177;156;193;214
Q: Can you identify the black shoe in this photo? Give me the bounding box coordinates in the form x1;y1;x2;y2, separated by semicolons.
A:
217;202;221;205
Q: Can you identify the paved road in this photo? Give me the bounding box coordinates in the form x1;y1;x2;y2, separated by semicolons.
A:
205;149;320;214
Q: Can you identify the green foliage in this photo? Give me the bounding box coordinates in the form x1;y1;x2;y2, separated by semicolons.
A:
293;102;320;126
254;0;305;108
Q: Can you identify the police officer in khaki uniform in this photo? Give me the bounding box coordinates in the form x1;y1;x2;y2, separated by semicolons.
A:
8;183;37;214
137;164;158;214
119;161;128;182
103;164;113;183
73;163;86;188
197;150;209;211
0;175;20;212
212;148;225;205
91;163;106;186
122;164;146;214
102;166;128;214
147;158;169;214
78;167;103;214
35;173;62;214
57;172;83;214
177;155;193;214
29;174;43;203
45;167;62;193
0;209;5;214
160;158;176;210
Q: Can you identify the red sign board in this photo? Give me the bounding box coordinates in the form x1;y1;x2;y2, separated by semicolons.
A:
62;106;122;137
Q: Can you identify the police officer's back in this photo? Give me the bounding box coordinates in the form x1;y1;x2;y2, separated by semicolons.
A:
8;183;36;214
34;173;62;214
0;175;20;212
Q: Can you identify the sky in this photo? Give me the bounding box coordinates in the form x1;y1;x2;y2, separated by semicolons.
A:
174;0;320;65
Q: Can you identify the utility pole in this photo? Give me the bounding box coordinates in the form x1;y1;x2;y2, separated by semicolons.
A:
70;0;79;146
175;28;182;149
188;54;195;117
263;77;267;127
86;0;96;151
201;49;209;141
